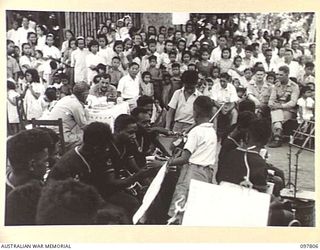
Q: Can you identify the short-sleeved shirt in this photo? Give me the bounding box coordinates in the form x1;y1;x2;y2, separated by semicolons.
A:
247;81;272;106
47;95;88;144
89;83;117;98
168;88;201;124
117;74;140;99
297;97;314;121
184;123;217;167
7;56;20;79
268;80;300;112
216;148;268;186
48;146;117;198
211;82;239;105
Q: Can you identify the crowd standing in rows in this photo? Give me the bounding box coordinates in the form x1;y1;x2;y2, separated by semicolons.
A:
6;13;315;225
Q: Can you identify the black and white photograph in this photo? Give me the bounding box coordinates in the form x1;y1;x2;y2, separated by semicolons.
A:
5;10;316;227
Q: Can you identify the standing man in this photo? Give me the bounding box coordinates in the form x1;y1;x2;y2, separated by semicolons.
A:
7;40;20;82
268;66;300;148
165;70;201;132
71;37;89;83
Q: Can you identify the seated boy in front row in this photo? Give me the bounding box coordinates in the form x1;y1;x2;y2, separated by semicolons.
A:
147;96;217;223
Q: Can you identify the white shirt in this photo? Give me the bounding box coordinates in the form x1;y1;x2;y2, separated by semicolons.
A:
297;97;314;122
19;55;36;73
231;47;245;59
262;60;277;72
24;82;45;120
209;46;222;63
140;52;161;72
17;26;35;47
117;74;140;99
42;45;61;60
7;29;19;46
278;61;303;79
211;82;239;104
85;52;105;84
36;35;47;51
7;90;20;123
71;48;89;83
184;122;217;167
168;88;201;124
98;47;113;66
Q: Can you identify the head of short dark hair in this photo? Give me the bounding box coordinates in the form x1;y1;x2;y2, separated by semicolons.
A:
36;178;102;225
248;118;272;146
129;62;139;68
300;85;312;95
142;71;151;79
137;95;154;107
193;96;214;118
114;114;137;133
220;72;231;81
7;129;52;171
25;68;40;82
45;87;57;102
7;80;16;90
236;111;256;130
148;55;157;62
83;122;112;148
88;40;99;51
238;99;256;113
99;73;111;80
278;65;290;75
305;62;315;69
181;70;198;86
131;107;148;118
171;62;180;69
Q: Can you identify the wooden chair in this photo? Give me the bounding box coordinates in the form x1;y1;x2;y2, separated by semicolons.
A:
15;96;28;131
31;118;66;154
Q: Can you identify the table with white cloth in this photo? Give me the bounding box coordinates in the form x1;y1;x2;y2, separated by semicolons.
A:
86;101;130;131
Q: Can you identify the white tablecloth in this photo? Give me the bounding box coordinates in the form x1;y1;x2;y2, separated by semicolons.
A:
86;102;130;131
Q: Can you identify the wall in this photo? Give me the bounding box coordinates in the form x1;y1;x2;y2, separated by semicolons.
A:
141;13;173;30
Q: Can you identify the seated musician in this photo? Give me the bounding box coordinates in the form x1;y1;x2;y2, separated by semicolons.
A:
48;122;154;218
131;107;171;157
211;72;239;138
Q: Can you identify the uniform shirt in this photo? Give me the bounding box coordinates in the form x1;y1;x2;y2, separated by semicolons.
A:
184;122;217;167
17;26;35;47
19;55;36;73
7;29;19;46
230;47;246;59
247;81;272;107
211;82;239;105
168;88;200;124
47;95;88;144
117;74;140;99
268;80;300;112
262;59;277;72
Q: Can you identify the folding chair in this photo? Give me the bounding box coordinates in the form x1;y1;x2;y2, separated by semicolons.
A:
31;118;66;154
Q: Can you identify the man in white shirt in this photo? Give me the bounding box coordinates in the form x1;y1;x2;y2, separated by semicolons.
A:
231;37;245;59
291;40;303;60
117;62;140;102
278;49;303;79
262;49;277;72
17;16;35;48
71;37;89;83
165;70;201;132
210;35;228;63
7;20;19;46
211;72;239;134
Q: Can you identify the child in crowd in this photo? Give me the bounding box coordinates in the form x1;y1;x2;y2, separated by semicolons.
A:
217;48;233;73
180;51;191;73
7;80;20;134
147;55;162;101
266;71;276;85
148;96;217;224
298;62;315;87
197;49;214;77
23;69;45;120
297;86;315;123
161;72;172;108
211;66;220;85
108;56;124;87
140;71;154;97
170;63;182;93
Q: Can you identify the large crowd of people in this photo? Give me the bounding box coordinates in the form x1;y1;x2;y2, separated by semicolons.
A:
6;12;315;226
